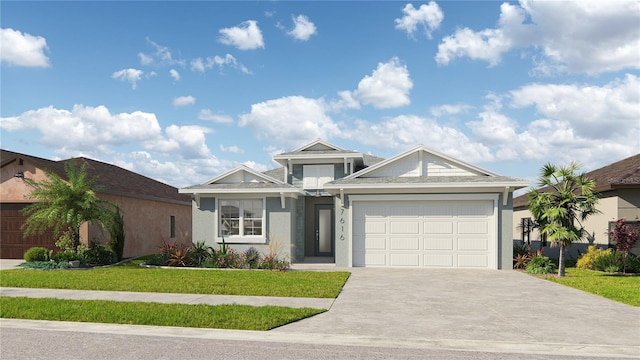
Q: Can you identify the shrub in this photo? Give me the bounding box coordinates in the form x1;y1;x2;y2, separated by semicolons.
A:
79;241;117;266
191;241;213;266
592;250;621;273
576;245;607;270
625;253;640;273
52;249;80;262
24;247;51;262
243;247;261;269
18;261;70;270
525;255;556;274
145;253;169;266
260;254;290;271
107;207;126;261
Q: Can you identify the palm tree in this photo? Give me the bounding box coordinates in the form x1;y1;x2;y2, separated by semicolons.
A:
21;160;117;253
527;162;599;277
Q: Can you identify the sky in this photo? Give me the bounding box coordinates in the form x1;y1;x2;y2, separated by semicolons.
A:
1;1;639;192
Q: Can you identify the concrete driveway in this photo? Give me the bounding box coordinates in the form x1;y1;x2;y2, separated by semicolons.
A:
274;268;640;357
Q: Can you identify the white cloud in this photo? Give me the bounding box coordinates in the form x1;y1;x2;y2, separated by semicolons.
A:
169;69;180;81
163;125;212;158
198;109;234;124
238;96;341;148
287;15;317;41
465;74;640;164
220;144;244;154
219;20;265;50
430;103;473;117
0;28;50;67
0;105;163;153
395;2;444;39
173;96;196;107
112;68;144;89
190;54;250;74
350;115;494;163
138;38;185;67
436;0;640;74
350;57;413;109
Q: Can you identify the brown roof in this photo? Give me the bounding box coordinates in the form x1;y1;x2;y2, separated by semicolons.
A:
1;149;190;205
513;154;640;208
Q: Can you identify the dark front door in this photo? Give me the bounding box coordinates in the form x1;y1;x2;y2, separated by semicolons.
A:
314;204;334;256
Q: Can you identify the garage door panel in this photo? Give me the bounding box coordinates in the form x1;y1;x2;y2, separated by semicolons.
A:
390;253;420;266
365;237;387;250
424;254;453;267
353;199;495;269
365;253;387;266
457;221;488;234
424;221;453;234
458;254;489;267
364;221;386;234
424;237;454;250
390;221;419;234
457;238;488;251
390;237;420;250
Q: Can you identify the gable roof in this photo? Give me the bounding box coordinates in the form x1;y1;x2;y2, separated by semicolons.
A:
325;145;528;193
1;149;190;205
513;153;640;209
272;139;364;167
179;165;302;195
344;145;498;179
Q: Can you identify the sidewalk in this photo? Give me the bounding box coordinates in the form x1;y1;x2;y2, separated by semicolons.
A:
0;287;335;309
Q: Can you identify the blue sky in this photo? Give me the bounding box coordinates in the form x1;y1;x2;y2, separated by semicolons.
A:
1;1;639;191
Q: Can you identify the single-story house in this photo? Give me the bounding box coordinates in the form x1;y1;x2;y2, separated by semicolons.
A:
179;140;528;269
0;149;192;259
513;154;640;257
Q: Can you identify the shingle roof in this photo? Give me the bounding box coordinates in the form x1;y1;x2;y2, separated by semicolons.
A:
513;154;640;209
180;182;299;191
1;149;190;205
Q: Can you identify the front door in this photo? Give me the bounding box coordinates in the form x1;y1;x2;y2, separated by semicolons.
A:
314;204;334;256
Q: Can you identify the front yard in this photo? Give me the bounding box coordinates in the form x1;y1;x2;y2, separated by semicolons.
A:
545;268;640;306
0;258;350;330
0;258;350;298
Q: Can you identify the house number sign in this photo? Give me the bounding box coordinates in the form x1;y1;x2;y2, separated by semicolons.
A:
339;208;345;241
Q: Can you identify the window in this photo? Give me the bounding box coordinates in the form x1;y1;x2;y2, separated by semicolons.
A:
170;216;175;238
219;199;264;238
303;165;334;189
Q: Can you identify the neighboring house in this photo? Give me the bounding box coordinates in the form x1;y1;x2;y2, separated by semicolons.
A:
0;149;192;259
513;154;640;257
179;140;528;269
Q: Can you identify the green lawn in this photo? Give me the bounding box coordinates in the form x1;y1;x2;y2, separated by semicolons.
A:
0;259;350;298
0;297;324;330
546;268;640;306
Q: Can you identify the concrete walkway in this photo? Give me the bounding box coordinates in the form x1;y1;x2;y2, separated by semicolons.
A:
1;261;639;358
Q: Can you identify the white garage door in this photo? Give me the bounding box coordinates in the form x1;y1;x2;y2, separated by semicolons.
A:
352;200;496;268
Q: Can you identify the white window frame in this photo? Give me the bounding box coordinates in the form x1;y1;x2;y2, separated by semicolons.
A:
303;164;334;189
216;197;266;244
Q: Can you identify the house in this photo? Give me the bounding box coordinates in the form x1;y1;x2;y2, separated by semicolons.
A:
0;149;192;259
179;140;528;269
513;154;640;257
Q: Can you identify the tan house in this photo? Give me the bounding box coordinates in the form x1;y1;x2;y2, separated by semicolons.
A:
513;154;640;257
0;149;192;259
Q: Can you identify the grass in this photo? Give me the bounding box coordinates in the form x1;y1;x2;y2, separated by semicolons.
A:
546;268;640;306
0;259;350;298
0;296;324;330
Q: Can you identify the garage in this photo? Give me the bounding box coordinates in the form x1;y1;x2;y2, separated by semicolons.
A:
0;203;56;259
352;198;496;268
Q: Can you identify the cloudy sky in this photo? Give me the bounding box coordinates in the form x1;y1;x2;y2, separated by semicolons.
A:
1;1;638;190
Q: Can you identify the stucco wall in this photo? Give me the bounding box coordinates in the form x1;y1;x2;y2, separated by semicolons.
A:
191;196;296;260
1;160;52;202
498;192;514;270
335;197;350;267
88;193;191;258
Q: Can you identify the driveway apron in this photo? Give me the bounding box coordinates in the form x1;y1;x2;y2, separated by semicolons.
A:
274;268;640;351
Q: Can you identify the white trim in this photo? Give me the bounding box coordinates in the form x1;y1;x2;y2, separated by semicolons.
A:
289;139;345;153
201;164;286;186
180;188;301;196
280;192;286;208
349;194;499;202
324;181;529;192
344;145;500;180
502;187;510;206
349;193;499;269
215;197;267;243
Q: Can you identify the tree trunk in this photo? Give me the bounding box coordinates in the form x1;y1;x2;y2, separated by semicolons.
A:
558;243;566;277
71;224;81;253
